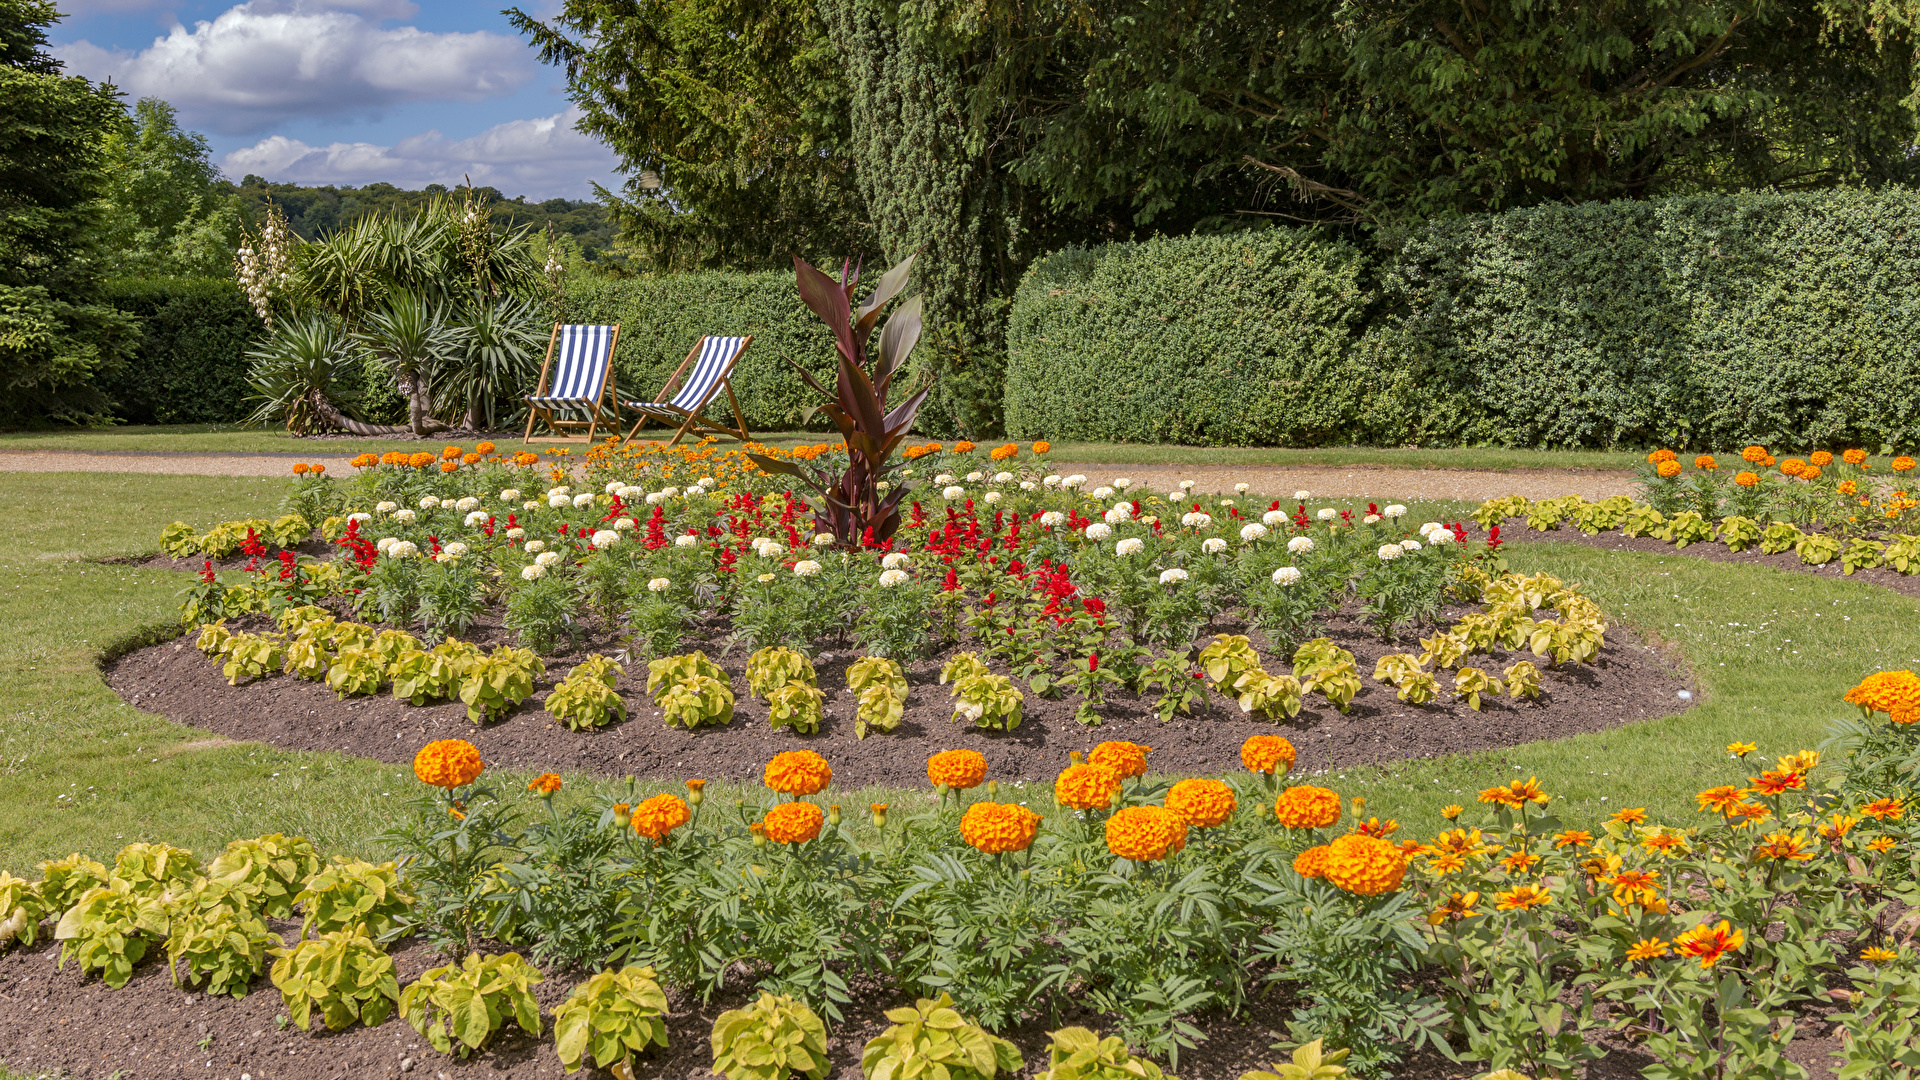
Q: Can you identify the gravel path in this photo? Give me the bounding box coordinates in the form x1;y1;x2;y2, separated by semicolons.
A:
0;449;1634;503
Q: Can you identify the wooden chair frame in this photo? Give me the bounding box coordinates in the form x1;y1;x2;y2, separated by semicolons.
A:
522;323;621;444
622;334;755;446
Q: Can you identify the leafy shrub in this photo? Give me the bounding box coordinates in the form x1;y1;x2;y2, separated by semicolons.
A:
0;873;49;949
861;993;1023;1080
1038;1027;1171;1080
1454;667;1500;711
546;655;628;730
1798;532;1842;566
455;646;545;723
710;992;830;1080
161;521;200;559
659;674;736;728
207;833;322;918
219;631;285;685
747;646;816;698
947;671;1023;731
1656;510;1714;548
553;965;671;1074
399;951;544;1057
325;645;386;697
1198;634;1264;696
645;651;727;696
1719;515;1763;552
165;902;278;998
846;656;908;738
295;858;414;940
98;275;262;425
281;633;330;681
766;682;827;734
1502;661;1543;701
387;646;463;704
1372;653;1438;705
1239;1040;1350;1080
111;842;201;901
37;853;108;912
54;881;163;988
1293;639;1361;713
270;929;401;1031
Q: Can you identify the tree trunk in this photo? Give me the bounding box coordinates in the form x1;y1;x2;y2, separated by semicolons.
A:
398;372;449;436
302;389;412;437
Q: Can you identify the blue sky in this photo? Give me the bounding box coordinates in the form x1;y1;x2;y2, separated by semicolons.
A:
49;0;623;200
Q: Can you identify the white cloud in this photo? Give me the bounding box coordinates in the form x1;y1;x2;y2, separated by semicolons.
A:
54;0;529;134
222;108;620;201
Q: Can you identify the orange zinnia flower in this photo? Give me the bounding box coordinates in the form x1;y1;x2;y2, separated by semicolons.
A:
1610;807;1648;826
1494;884;1552;911
1754;831;1815;862
1750;769;1805;795
1698;786;1748;814
1552;829;1593;849
1862;798;1906;821
1674;920;1744;968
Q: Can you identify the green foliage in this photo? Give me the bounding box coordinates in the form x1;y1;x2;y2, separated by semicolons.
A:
1197;634;1264;696
1501;661;1543;701
282;633;329;680
455;646;545;723
846;656;908;738
387;646;462;704
1454;667;1501;711
1039;1027;1170;1080
860;993;1023;1080
1798;532;1843;566
1656;511;1715;548
269;929;401;1031
766;682;827;734
54;881;163;988
553;965;671;1074
207;833;322;919
1887;534;1920;573
325;645;386;698
1293;638;1360;713
0;871;48;949
111;841;201;901
295;858;413;940
164;901;278;998
1372;653;1438;705
545;655;628;730
1622;505;1667;538
710;991;831;1080
219;630;284;685
399;951;544;1057
646;651;727;697
1239;1039;1349;1080
36;853;108;913
946;671;1023;731
96;98;242;281
98;277;260;424
1720;516;1764;552
658;673;737;729
748;645;817;698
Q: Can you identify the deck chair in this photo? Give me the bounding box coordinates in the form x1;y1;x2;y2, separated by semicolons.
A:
621;335;754;446
522;323;620;443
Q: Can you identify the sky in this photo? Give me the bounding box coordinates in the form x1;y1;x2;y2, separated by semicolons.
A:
48;0;624;201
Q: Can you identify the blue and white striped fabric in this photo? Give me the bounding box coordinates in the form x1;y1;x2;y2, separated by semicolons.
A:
527;325;616;405
626;336;748;414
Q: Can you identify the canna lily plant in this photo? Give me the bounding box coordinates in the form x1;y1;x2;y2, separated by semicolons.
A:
749;254;928;546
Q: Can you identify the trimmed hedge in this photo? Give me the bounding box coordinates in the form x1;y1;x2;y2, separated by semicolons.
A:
559;272;842;434
1004;233;1384;445
98;277;263;425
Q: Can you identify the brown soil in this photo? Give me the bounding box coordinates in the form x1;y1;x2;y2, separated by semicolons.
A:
105;601;1692;788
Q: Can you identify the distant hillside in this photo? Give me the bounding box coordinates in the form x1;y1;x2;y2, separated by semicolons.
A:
227;176;619;264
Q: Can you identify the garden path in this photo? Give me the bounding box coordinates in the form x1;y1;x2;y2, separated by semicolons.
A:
0;449;1633;501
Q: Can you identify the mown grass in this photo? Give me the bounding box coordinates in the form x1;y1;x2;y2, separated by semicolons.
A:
1;471;1914;875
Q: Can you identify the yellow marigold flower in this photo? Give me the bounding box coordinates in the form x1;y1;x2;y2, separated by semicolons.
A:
1674;920;1744;968
1494;884;1552;911
1105;805;1187;862
763;801;823;844
1895;456;1917;472
1441;804;1463;820
1478;777;1549;809
1727;741;1756;757
408;452;437;469
871;803;888;828
1754;831;1815;862
1088;740;1152;780
1610;807;1648;826
528;773;562;796
1845;671;1920;718
1697;786;1747;814
1552;829;1593;849
1656;459;1682;478
764;750;833;797
1811;450;1835;466
1240;735;1296;776
1735;471;1759;487
1165;778;1236;828
1817;813;1860;840
1293;845;1330;878
1741;445;1769;463
1501;850;1539;873
1055;762;1121;811
927;749;988;790
1274;785;1342;829
1694;454;1716;470
1626;938;1670;962
1031;441;1051;454
685;778;706;805
960;802;1042;854
1869;836;1898;853
1427;828;1495;858
1863;798;1906;821
631;793;690;843
1863;946;1900;963
413;740;483;789
1322;833;1407;896
1424;852;1467;875
1427;890;1480;925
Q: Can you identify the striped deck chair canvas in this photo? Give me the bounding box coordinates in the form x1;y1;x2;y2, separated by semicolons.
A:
522;323;620;443
622;334;754;446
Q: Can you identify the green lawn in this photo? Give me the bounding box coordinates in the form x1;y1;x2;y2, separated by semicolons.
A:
1;470;1913;874
0;423;1646;471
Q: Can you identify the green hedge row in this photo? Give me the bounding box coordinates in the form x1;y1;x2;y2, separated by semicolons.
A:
98;277;263;425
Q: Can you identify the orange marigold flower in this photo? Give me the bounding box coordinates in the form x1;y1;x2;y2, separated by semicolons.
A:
1735;471;1759;488
1868;836;1898;853
1501;850;1540;873
1780;458;1807;477
1844;448;1867;465
463;452;483;466
1031;441;1051;454
1761;454;1776;467
1322;833;1407;896
1750;769;1806;795
292;462;310;475
528;773;562;796
1656;460;1682;479
1089;740;1152;780
764;750;833;796
763;801;824;844
902;446;930;460
1105;805;1188;862
1649;449;1678;463
927;749;988;790
1674;920;1744;968
513;451;539;466
954;440;976;453
1240;735;1296;775
1741;445;1769;463
381;451;409;465
1894;456;1917;472
1165;778;1236;828
1274;785;1342;829
631;793;690;843
1810;450;1834;466
407;452;436;468
960;801;1042;854
1845;671;1920;717
413;740;483;789
351;453;378;468
1697;786;1747;814
476;441;496;455
1754;831;1815;862
1801;464;1823;480
1494;884;1552;911
312;463;324;474
1055;762;1121;811
439;461;458;473
1863;798;1906;821
1694;455;1716;470
1426;890;1480;925
1552;829;1593;849
1610;807;1648;826
442;445;463;460
1353;816;1398;839
1627;938;1670;961
1839;480;1858;496
1293;845;1331;878
990;443;1019;462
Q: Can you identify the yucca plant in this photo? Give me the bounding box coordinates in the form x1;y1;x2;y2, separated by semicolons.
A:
749;254;928;546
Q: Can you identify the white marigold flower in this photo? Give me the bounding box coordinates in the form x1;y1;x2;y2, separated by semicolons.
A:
645;492;666;505
985;491;1004;504
375;501;397;514
464;511;488;528
1106;502;1134;523
1273;566;1303;586
934;473;956;485
1019;480;1037;492
994;471;1015;484
393;509;417;524
648;577;672;593
758;542;785;559
676;534;699;548
548;494;571;509
348;512;372;524
1115;537;1146;557
756;572;776;583
876;482;891;493
1113;478;1133;490
698;476;716;487
793;559;823;577
966;471;985;483
878;568;910;588
942;485;966;500
1220;499;1235;507
521;563;546;581
505;527;526;540
591;529;620;548
813;533;835;547
1160;567;1189;584
1234;482;1250;494
1429;530;1455;546
1294;490;1311;500
1202;538;1228;554
605;481;624;494
1419;521;1444;538
1384;504;1407;519
1039;511;1066;527
1262;509;1289;527
418;496;440;510
618;485;644;501
614;517;636;531
573;493;596;508
1241;523;1269;542
1085;523;1113;541
1064;474;1087;488
1179;480;1196;491
535;551;562;567
1167;490;1184;502
1092;486;1115;499
376;537;398;553
1376;544;1402;561
455;496;481;512
1400;538;1423;552
499;488;521;502
522;500;541;511
548;486;571;498
388;540;419;559
1363;514;1381;524
1140;516;1158;526
442;542;469;558
1288;536;1315;554
661;486;680;499
1044;475;1062;487
1181;511;1212;529
524;540;546;553
882;552;912;570
1317;508;1337;521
